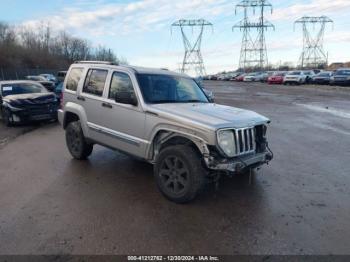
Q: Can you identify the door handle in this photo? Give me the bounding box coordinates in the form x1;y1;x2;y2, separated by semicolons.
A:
102;102;113;109
77;96;85;101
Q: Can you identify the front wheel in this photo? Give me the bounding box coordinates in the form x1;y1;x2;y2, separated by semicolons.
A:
154;145;206;203
65;121;93;160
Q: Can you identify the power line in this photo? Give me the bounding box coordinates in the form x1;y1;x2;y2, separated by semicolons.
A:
171;19;213;77
233;0;275;72
294;16;334;69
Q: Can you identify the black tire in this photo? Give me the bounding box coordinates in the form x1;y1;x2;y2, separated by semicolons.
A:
154;145;206;204
65;121;93;160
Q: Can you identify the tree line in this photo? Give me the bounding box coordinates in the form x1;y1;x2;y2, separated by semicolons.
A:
0;21;126;70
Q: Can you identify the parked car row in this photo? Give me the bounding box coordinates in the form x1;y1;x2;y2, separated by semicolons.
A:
0;81;59;126
205;68;350;87
0;71;67;126
25;75;56;92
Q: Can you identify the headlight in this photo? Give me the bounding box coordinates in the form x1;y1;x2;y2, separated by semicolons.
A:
4;102;23;112
217;130;236;157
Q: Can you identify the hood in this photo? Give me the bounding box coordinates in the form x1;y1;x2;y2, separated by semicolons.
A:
149;103;270;129
3;93;57;107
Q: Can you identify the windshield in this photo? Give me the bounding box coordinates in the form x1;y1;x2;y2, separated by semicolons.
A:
336;70;350;75
273;72;285;76
137;74;209;104
317;73;331;77
289;71;301;75
1;83;47;97
26;76;45;81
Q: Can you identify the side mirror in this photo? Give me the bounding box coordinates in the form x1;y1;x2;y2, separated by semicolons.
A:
115;91;138;106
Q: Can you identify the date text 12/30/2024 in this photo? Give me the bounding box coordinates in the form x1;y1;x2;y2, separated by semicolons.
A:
128;256;220;261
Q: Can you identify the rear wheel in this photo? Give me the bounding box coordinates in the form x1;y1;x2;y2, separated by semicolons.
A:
65;121;93;160
154;145;206;203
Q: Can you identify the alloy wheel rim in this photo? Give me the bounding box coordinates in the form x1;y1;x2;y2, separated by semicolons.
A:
67;129;81;154
159;156;189;195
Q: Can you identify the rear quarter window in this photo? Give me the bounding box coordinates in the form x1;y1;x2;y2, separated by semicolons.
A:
66;68;84;92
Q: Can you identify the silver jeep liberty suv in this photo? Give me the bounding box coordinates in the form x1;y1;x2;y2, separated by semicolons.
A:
58;61;273;203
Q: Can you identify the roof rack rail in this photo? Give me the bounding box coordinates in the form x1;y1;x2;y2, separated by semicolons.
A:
74;61;119;65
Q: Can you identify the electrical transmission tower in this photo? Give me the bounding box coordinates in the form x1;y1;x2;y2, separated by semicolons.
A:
172;19;213;77
294;16;333;69
233;0;275;71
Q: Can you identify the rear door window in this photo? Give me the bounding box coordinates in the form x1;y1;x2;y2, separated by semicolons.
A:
66;68;84;92
83;69;108;97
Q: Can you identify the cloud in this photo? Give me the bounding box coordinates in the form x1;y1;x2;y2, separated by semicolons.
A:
270;0;350;22
19;0;350;73
22;0;233;36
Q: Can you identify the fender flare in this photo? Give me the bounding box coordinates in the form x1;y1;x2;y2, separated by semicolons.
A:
62;103;89;137
146;125;211;163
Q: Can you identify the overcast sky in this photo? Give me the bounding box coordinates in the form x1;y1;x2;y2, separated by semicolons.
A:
1;0;350;74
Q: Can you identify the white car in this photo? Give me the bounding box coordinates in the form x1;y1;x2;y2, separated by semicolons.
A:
302;70;316;83
40;74;57;83
243;72;260;82
217;74;226;81
283;71;307;85
58;61;273;203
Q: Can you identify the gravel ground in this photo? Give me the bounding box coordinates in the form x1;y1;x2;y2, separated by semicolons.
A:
0;81;349;255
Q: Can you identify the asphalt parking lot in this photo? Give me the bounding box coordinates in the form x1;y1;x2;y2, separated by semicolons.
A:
0;81;350;255
0;123;37;149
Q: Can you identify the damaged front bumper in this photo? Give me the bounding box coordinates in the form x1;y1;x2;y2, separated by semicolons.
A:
6;105;58;124
205;150;273;173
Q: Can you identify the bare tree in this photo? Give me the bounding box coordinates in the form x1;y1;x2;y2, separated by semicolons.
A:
0;21;125;70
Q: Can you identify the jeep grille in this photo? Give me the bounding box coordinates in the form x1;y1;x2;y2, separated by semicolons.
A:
234;127;256;156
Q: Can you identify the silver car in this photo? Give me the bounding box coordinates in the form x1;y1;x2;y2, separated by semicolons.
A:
58;61;273;203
